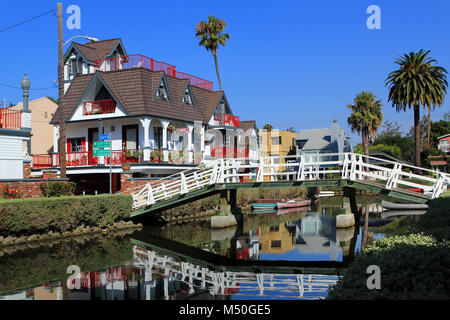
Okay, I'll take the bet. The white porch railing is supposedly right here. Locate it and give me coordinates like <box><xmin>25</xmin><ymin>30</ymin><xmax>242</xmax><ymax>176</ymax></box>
<box><xmin>130</xmin><ymin>152</ymin><xmax>450</xmax><ymax>210</ymax></box>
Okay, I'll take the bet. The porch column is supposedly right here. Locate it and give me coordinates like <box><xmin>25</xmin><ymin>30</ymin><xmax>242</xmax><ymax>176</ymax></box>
<box><xmin>161</xmin><ymin>120</ymin><xmax>170</xmax><ymax>162</ymax></box>
<box><xmin>53</xmin><ymin>125</ymin><xmax>60</xmax><ymax>153</ymax></box>
<box><xmin>200</xmin><ymin>125</ymin><xmax>205</xmax><ymax>153</ymax></box>
<box><xmin>139</xmin><ymin>117</ymin><xmax>152</xmax><ymax>162</ymax></box>
<box><xmin>187</xmin><ymin>124</ymin><xmax>193</xmax><ymax>163</ymax></box>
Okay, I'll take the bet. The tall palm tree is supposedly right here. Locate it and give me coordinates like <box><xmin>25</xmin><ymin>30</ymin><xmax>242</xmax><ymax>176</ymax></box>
<box><xmin>195</xmin><ymin>15</ymin><xmax>230</xmax><ymax>91</ymax></box>
<box><xmin>385</xmin><ymin>49</ymin><xmax>447</xmax><ymax>167</ymax></box>
<box><xmin>347</xmin><ymin>91</ymin><xmax>383</xmax><ymax>163</ymax></box>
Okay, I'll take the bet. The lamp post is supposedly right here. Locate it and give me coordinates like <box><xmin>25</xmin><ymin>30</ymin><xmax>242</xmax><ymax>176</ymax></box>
<box><xmin>21</xmin><ymin>74</ymin><xmax>31</xmax><ymax>154</ymax></box>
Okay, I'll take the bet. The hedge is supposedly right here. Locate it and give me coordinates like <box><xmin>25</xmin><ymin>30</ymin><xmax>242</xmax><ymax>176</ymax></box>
<box><xmin>0</xmin><ymin>194</ymin><xmax>133</xmax><ymax>235</ymax></box>
<box><xmin>327</xmin><ymin>190</ymin><xmax>450</xmax><ymax>299</ymax></box>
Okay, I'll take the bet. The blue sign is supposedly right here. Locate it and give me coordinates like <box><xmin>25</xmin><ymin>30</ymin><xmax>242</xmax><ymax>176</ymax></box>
<box><xmin>99</xmin><ymin>134</ymin><xmax>110</xmax><ymax>141</ymax></box>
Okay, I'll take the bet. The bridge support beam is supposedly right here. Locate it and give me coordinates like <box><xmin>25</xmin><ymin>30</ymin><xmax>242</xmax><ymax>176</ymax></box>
<box><xmin>343</xmin><ymin>186</ymin><xmax>359</xmax><ymax>226</ymax></box>
<box><xmin>211</xmin><ymin>189</ymin><xmax>242</xmax><ymax>229</ymax></box>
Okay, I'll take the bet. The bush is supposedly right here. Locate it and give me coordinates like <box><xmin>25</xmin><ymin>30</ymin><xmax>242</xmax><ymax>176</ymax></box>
<box><xmin>40</xmin><ymin>181</ymin><xmax>76</xmax><ymax>197</ymax></box>
<box><xmin>0</xmin><ymin>184</ymin><xmax>21</xmax><ymax>199</ymax></box>
<box><xmin>0</xmin><ymin>194</ymin><xmax>133</xmax><ymax>235</ymax></box>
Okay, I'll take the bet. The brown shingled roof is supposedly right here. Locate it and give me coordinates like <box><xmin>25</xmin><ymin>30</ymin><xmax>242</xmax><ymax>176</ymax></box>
<box><xmin>240</xmin><ymin>120</ymin><xmax>257</xmax><ymax>131</ymax></box>
<box><xmin>73</xmin><ymin>38</ymin><xmax>122</xmax><ymax>63</ymax></box>
<box><xmin>51</xmin><ymin>68</ymin><xmax>226</xmax><ymax>125</ymax></box>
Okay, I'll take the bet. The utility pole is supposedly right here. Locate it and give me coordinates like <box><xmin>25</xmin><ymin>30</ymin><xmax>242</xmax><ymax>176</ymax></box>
<box><xmin>57</xmin><ymin>2</ymin><xmax>66</xmax><ymax>178</ymax></box>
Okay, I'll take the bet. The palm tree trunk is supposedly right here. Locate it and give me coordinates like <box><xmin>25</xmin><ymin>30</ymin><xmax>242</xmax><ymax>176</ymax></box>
<box><xmin>427</xmin><ymin>107</ymin><xmax>431</xmax><ymax>149</ymax></box>
<box><xmin>213</xmin><ymin>53</ymin><xmax>223</xmax><ymax>91</ymax></box>
<box><xmin>362</xmin><ymin>131</ymin><xmax>369</xmax><ymax>171</ymax></box>
<box><xmin>414</xmin><ymin>105</ymin><xmax>421</xmax><ymax>168</ymax></box>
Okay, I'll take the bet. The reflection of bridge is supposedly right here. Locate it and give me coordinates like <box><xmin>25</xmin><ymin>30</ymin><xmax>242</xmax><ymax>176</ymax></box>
<box><xmin>129</xmin><ymin>153</ymin><xmax>449</xmax><ymax>216</ymax></box>
<box><xmin>132</xmin><ymin>246</ymin><xmax>339</xmax><ymax>300</ymax></box>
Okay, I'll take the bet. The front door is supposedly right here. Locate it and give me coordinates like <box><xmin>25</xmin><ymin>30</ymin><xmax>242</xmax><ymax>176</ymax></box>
<box><xmin>122</xmin><ymin>125</ymin><xmax>139</xmax><ymax>150</ymax></box>
<box><xmin>88</xmin><ymin>127</ymin><xmax>99</xmax><ymax>165</ymax></box>
<box><xmin>154</xmin><ymin>126</ymin><xmax>162</xmax><ymax>150</ymax></box>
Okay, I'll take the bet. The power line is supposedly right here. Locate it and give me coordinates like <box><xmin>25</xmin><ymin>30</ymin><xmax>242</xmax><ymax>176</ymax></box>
<box><xmin>0</xmin><ymin>9</ymin><xmax>56</xmax><ymax>34</ymax></box>
<box><xmin>0</xmin><ymin>82</ymin><xmax>57</xmax><ymax>91</ymax></box>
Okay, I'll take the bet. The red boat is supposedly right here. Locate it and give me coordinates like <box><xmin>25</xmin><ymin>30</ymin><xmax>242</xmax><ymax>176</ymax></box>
<box><xmin>276</xmin><ymin>199</ymin><xmax>311</xmax><ymax>209</ymax></box>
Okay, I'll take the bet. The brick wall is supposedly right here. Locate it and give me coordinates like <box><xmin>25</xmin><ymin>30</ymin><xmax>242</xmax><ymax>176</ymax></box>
<box><xmin>0</xmin><ymin>179</ymin><xmax>69</xmax><ymax>198</ymax></box>
<box><xmin>120</xmin><ymin>174</ymin><xmax>153</xmax><ymax>194</ymax></box>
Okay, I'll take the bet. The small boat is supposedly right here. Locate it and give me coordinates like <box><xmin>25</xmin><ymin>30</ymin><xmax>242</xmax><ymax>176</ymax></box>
<box><xmin>319</xmin><ymin>191</ymin><xmax>335</xmax><ymax>197</ymax></box>
<box><xmin>381</xmin><ymin>200</ymin><xmax>428</xmax><ymax>210</ymax></box>
<box><xmin>276</xmin><ymin>199</ymin><xmax>311</xmax><ymax>209</ymax></box>
<box><xmin>251</xmin><ymin>199</ymin><xmax>283</xmax><ymax>210</ymax></box>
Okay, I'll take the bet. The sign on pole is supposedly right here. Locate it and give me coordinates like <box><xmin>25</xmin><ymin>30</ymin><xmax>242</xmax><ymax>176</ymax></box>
<box><xmin>99</xmin><ymin>134</ymin><xmax>110</xmax><ymax>141</ymax></box>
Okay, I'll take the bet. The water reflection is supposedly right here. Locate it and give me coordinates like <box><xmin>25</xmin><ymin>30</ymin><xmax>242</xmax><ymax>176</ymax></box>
<box><xmin>0</xmin><ymin>201</ymin><xmax>400</xmax><ymax>301</ymax></box>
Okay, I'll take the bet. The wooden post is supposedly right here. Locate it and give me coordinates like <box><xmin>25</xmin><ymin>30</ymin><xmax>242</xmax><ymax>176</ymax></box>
<box><xmin>344</xmin><ymin>186</ymin><xmax>359</xmax><ymax>225</ymax></box>
<box><xmin>229</xmin><ymin>188</ymin><xmax>238</xmax><ymax>213</ymax></box>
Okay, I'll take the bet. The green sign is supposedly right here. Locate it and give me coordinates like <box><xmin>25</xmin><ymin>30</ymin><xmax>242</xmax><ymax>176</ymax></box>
<box><xmin>93</xmin><ymin>149</ymin><xmax>111</xmax><ymax>157</ymax></box>
<box><xmin>93</xmin><ymin>141</ymin><xmax>110</xmax><ymax>148</ymax></box>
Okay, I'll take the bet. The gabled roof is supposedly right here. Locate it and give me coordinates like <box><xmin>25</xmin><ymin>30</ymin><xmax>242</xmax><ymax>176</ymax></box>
<box><xmin>50</xmin><ymin>67</ymin><xmax>228</xmax><ymax>125</ymax></box>
<box><xmin>64</xmin><ymin>38</ymin><xmax>125</xmax><ymax>64</ymax></box>
<box><xmin>295</xmin><ymin>128</ymin><xmax>334</xmax><ymax>151</ymax></box>
<box><xmin>240</xmin><ymin>120</ymin><xmax>257</xmax><ymax>132</ymax></box>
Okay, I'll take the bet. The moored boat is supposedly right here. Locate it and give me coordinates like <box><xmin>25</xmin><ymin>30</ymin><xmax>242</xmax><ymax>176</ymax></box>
<box><xmin>276</xmin><ymin>199</ymin><xmax>311</xmax><ymax>209</ymax></box>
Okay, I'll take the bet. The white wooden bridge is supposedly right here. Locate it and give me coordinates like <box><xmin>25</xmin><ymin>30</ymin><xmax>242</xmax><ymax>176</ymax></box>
<box><xmin>132</xmin><ymin>245</ymin><xmax>340</xmax><ymax>300</ymax></box>
<box><xmin>128</xmin><ymin>153</ymin><xmax>450</xmax><ymax>216</ymax></box>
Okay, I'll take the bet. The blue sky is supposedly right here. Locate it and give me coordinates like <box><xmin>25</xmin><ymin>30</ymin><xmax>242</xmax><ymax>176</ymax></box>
<box><xmin>0</xmin><ymin>0</ymin><xmax>449</xmax><ymax>143</ymax></box>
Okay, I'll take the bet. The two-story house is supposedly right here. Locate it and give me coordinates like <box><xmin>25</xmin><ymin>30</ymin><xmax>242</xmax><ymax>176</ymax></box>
<box><xmin>31</xmin><ymin>38</ymin><xmax>259</xmax><ymax>193</ymax></box>
<box><xmin>295</xmin><ymin>120</ymin><xmax>353</xmax><ymax>162</ymax></box>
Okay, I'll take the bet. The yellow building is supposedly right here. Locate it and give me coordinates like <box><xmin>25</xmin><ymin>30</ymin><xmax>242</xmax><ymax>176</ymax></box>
<box><xmin>258</xmin><ymin>130</ymin><xmax>297</xmax><ymax>179</ymax></box>
<box><xmin>12</xmin><ymin>97</ymin><xmax>58</xmax><ymax>155</ymax></box>
<box><xmin>258</xmin><ymin>223</ymin><xmax>295</xmax><ymax>254</ymax></box>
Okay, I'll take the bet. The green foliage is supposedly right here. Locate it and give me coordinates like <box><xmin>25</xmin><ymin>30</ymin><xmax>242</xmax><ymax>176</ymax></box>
<box><xmin>369</xmin><ymin>144</ymin><xmax>402</xmax><ymax>158</ymax></box>
<box><xmin>327</xmin><ymin>191</ymin><xmax>450</xmax><ymax>299</ymax></box>
<box><xmin>40</xmin><ymin>181</ymin><xmax>76</xmax><ymax>197</ymax></box>
<box><xmin>0</xmin><ymin>194</ymin><xmax>133</xmax><ymax>235</ymax></box>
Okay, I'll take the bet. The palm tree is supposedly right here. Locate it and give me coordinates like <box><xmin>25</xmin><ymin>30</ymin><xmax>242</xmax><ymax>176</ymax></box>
<box><xmin>385</xmin><ymin>49</ymin><xmax>447</xmax><ymax>167</ymax></box>
<box><xmin>195</xmin><ymin>15</ymin><xmax>230</xmax><ymax>91</ymax></box>
<box><xmin>263</xmin><ymin>124</ymin><xmax>273</xmax><ymax>132</ymax></box>
<box><xmin>347</xmin><ymin>91</ymin><xmax>383</xmax><ymax>163</ymax></box>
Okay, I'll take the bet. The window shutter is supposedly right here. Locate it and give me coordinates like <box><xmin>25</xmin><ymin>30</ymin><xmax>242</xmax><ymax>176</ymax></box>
<box><xmin>81</xmin><ymin>137</ymin><xmax>86</xmax><ymax>152</ymax></box>
<box><xmin>66</xmin><ymin>138</ymin><xmax>72</xmax><ymax>153</ymax></box>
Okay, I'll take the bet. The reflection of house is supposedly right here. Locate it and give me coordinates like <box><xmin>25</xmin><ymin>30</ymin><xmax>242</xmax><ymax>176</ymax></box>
<box><xmin>12</xmin><ymin>97</ymin><xmax>58</xmax><ymax>155</ymax></box>
<box><xmin>295</xmin><ymin>120</ymin><xmax>352</xmax><ymax>162</ymax></box>
<box><xmin>258</xmin><ymin>223</ymin><xmax>296</xmax><ymax>254</ymax></box>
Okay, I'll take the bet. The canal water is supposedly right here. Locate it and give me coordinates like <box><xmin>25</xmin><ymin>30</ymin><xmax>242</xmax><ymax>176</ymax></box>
<box><xmin>0</xmin><ymin>199</ymin><xmax>395</xmax><ymax>300</ymax></box>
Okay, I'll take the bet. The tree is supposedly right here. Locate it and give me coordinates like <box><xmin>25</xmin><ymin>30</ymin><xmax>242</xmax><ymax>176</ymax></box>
<box><xmin>195</xmin><ymin>15</ymin><xmax>230</xmax><ymax>91</ymax></box>
<box><xmin>347</xmin><ymin>91</ymin><xmax>383</xmax><ymax>162</ymax></box>
<box><xmin>385</xmin><ymin>49</ymin><xmax>448</xmax><ymax>168</ymax></box>
<box><xmin>263</xmin><ymin>124</ymin><xmax>273</xmax><ymax>132</ymax></box>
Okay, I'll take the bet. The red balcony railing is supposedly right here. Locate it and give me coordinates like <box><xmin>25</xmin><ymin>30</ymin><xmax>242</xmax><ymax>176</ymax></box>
<box><xmin>0</xmin><ymin>108</ymin><xmax>21</xmax><ymax>130</ymax></box>
<box><xmin>211</xmin><ymin>146</ymin><xmax>247</xmax><ymax>158</ymax></box>
<box><xmin>215</xmin><ymin>114</ymin><xmax>240</xmax><ymax>127</ymax></box>
<box><xmin>82</xmin><ymin>100</ymin><xmax>116</xmax><ymax>116</ymax></box>
<box><xmin>95</xmin><ymin>54</ymin><xmax>213</xmax><ymax>91</ymax></box>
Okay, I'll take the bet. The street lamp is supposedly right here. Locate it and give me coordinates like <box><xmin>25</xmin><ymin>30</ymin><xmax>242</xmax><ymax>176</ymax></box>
<box><xmin>64</xmin><ymin>35</ymin><xmax>99</xmax><ymax>46</ymax></box>
<box><xmin>21</xmin><ymin>74</ymin><xmax>31</xmax><ymax>154</ymax></box>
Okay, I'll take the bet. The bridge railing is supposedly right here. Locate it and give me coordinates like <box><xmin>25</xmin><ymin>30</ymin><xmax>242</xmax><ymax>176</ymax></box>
<box><xmin>131</xmin><ymin>153</ymin><xmax>450</xmax><ymax>210</ymax></box>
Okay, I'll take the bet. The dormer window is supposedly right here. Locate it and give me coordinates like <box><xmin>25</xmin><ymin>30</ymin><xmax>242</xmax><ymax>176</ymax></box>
<box><xmin>182</xmin><ymin>86</ymin><xmax>194</xmax><ymax>106</ymax></box>
<box><xmin>69</xmin><ymin>58</ymin><xmax>83</xmax><ymax>76</ymax></box>
<box><xmin>155</xmin><ymin>78</ymin><xmax>169</xmax><ymax>100</ymax></box>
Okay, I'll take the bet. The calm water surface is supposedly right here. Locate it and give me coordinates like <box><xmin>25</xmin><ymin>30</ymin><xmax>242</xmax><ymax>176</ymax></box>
<box><xmin>0</xmin><ymin>200</ymin><xmax>394</xmax><ymax>300</ymax></box>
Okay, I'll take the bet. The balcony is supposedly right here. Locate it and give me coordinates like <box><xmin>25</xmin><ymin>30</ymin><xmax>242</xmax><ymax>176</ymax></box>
<box><xmin>211</xmin><ymin>146</ymin><xmax>248</xmax><ymax>158</ymax></box>
<box><xmin>82</xmin><ymin>100</ymin><xmax>116</xmax><ymax>116</ymax></box>
<box><xmin>215</xmin><ymin>114</ymin><xmax>240</xmax><ymax>127</ymax></box>
<box><xmin>0</xmin><ymin>108</ymin><xmax>21</xmax><ymax>130</ymax></box>
<box><xmin>95</xmin><ymin>54</ymin><xmax>214</xmax><ymax>91</ymax></box>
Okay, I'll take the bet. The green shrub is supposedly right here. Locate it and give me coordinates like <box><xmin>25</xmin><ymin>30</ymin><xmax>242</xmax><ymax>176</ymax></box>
<box><xmin>0</xmin><ymin>194</ymin><xmax>133</xmax><ymax>235</ymax></box>
<box><xmin>40</xmin><ymin>181</ymin><xmax>76</xmax><ymax>197</ymax></box>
